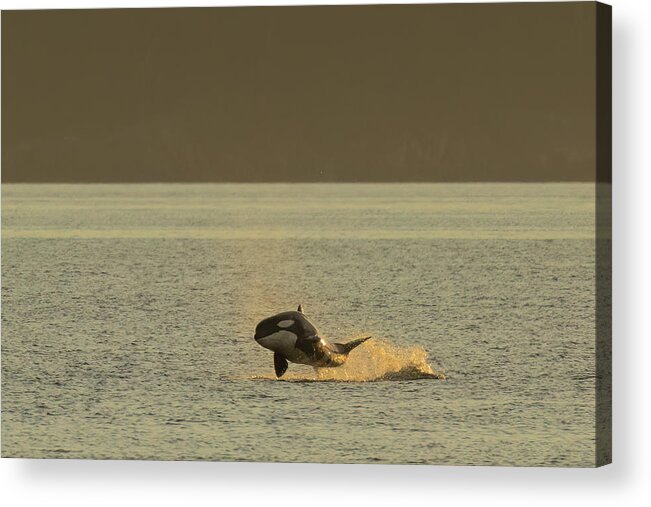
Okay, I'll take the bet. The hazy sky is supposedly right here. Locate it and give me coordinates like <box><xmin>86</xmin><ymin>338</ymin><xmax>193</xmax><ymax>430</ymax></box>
<box><xmin>2</xmin><ymin>3</ymin><xmax>599</xmax><ymax>182</ymax></box>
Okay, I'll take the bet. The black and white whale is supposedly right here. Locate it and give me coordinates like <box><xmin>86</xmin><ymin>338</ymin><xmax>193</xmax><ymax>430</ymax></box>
<box><xmin>254</xmin><ymin>305</ymin><xmax>371</xmax><ymax>378</ymax></box>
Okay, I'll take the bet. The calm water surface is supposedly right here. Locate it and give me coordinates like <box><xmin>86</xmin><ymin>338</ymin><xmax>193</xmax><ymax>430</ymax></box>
<box><xmin>2</xmin><ymin>183</ymin><xmax>596</xmax><ymax>466</ymax></box>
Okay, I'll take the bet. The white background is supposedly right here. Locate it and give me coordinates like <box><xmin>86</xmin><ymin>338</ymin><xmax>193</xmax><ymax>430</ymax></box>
<box><xmin>0</xmin><ymin>0</ymin><xmax>648</xmax><ymax>505</ymax></box>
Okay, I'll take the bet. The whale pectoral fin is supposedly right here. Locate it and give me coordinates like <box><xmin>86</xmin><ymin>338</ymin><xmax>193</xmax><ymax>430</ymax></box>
<box><xmin>274</xmin><ymin>352</ymin><xmax>288</xmax><ymax>378</ymax></box>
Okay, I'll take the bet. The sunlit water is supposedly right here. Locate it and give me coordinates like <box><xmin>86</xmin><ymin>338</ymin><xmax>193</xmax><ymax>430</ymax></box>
<box><xmin>2</xmin><ymin>183</ymin><xmax>597</xmax><ymax>465</ymax></box>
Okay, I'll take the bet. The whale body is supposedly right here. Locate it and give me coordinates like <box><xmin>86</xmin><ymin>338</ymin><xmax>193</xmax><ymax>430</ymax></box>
<box><xmin>254</xmin><ymin>305</ymin><xmax>371</xmax><ymax>378</ymax></box>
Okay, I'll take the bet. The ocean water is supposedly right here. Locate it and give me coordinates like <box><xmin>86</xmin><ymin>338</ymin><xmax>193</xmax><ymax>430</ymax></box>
<box><xmin>1</xmin><ymin>183</ymin><xmax>597</xmax><ymax>466</ymax></box>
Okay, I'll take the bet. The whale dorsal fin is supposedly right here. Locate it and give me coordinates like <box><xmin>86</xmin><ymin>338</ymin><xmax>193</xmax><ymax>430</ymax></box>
<box><xmin>297</xmin><ymin>304</ymin><xmax>304</xmax><ymax>313</ymax></box>
<box><xmin>274</xmin><ymin>352</ymin><xmax>288</xmax><ymax>378</ymax></box>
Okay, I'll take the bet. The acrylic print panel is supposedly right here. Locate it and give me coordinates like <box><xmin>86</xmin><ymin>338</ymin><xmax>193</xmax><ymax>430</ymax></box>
<box><xmin>1</xmin><ymin>2</ymin><xmax>611</xmax><ymax>466</ymax></box>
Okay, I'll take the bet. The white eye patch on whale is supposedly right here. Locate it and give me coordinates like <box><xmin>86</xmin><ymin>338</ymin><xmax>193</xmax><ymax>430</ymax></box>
<box><xmin>253</xmin><ymin>314</ymin><xmax>311</xmax><ymax>342</ymax></box>
<box><xmin>253</xmin><ymin>305</ymin><xmax>371</xmax><ymax>378</ymax></box>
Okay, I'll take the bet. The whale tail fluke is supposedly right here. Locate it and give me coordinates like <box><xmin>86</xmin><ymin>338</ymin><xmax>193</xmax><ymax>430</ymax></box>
<box><xmin>335</xmin><ymin>336</ymin><xmax>372</xmax><ymax>355</ymax></box>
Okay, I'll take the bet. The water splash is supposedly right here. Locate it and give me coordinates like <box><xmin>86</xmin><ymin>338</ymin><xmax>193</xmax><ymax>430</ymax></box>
<box><xmin>251</xmin><ymin>337</ymin><xmax>447</xmax><ymax>382</ymax></box>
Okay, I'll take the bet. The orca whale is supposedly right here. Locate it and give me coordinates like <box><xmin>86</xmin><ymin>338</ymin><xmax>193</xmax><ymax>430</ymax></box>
<box><xmin>254</xmin><ymin>305</ymin><xmax>371</xmax><ymax>378</ymax></box>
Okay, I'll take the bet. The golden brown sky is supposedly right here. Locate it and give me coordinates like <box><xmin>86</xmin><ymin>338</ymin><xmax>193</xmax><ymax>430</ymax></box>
<box><xmin>2</xmin><ymin>3</ymin><xmax>601</xmax><ymax>182</ymax></box>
